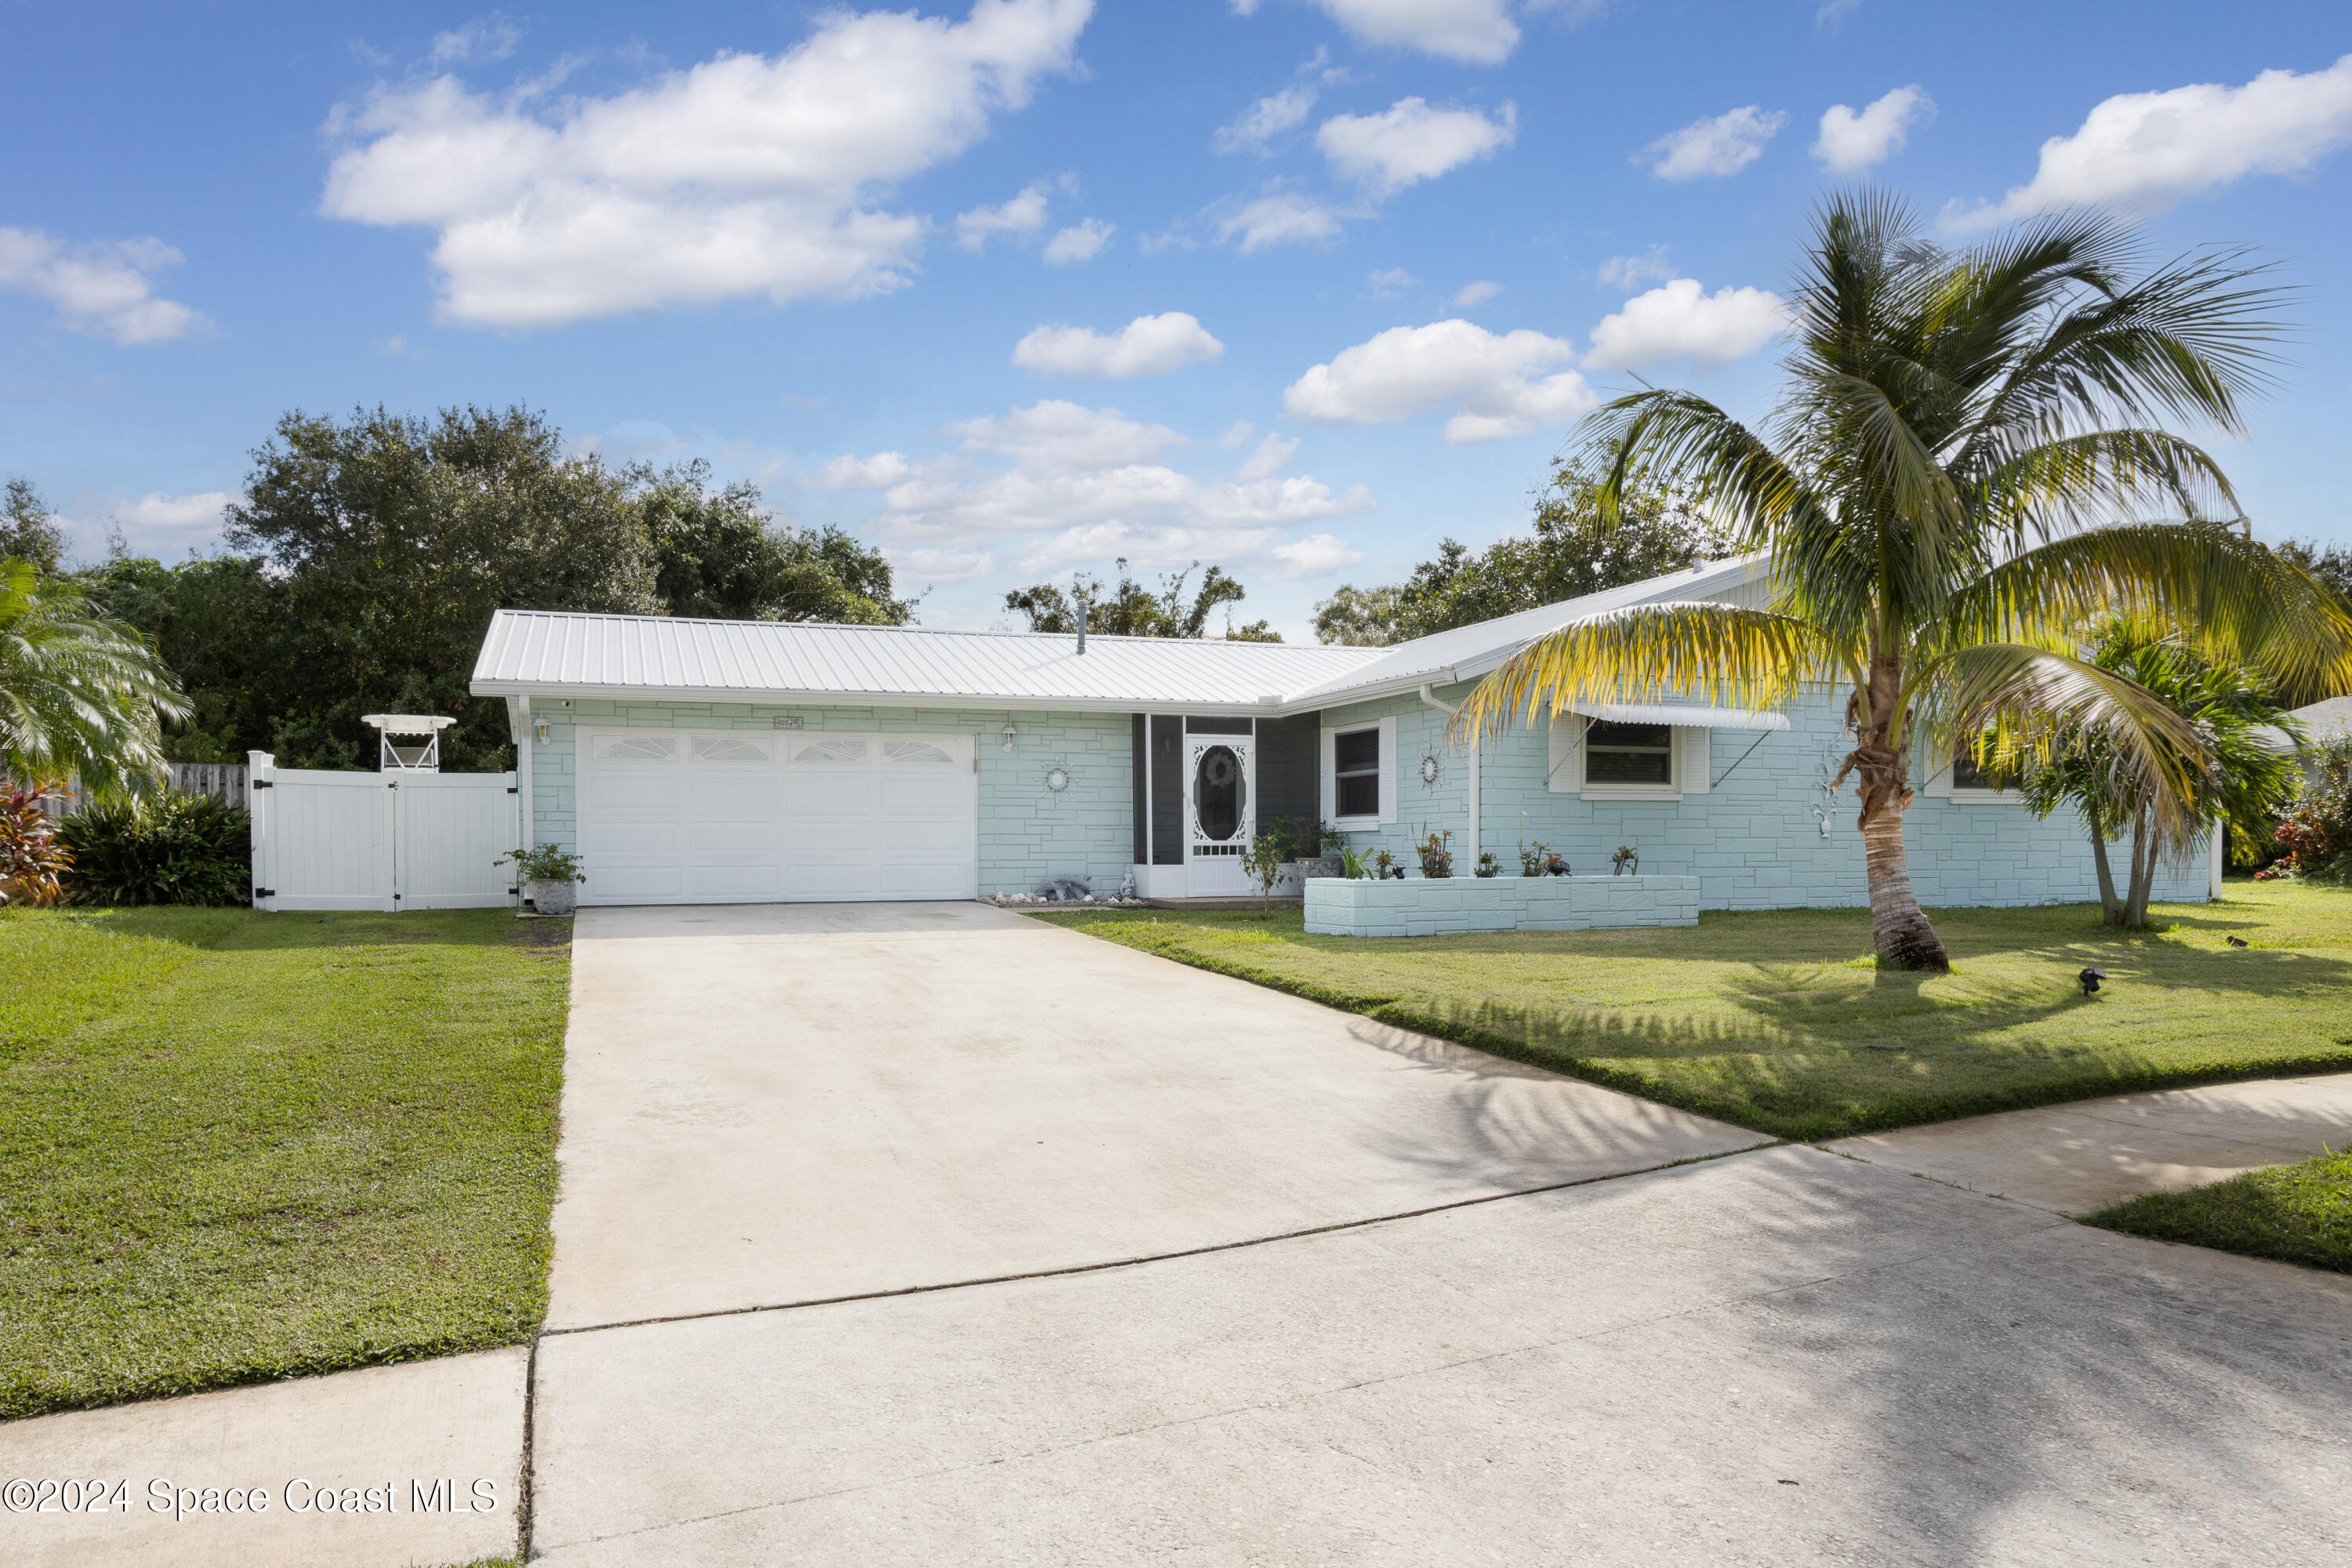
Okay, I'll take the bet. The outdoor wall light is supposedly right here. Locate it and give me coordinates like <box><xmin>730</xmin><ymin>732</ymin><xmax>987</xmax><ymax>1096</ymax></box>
<box><xmin>1001</xmin><ymin>723</ymin><xmax>1018</xmax><ymax>751</ymax></box>
<box><xmin>534</xmin><ymin>720</ymin><xmax>551</xmax><ymax>745</ymax></box>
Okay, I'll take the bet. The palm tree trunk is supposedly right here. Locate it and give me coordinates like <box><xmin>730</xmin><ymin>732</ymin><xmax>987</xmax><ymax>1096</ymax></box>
<box><xmin>2084</xmin><ymin>804</ymin><xmax>2122</xmax><ymax>924</ymax></box>
<box><xmin>1860</xmin><ymin>808</ymin><xmax>1950</xmax><ymax>971</ymax></box>
<box><xmin>2125</xmin><ymin>804</ymin><xmax>2156</xmax><ymax>929</ymax></box>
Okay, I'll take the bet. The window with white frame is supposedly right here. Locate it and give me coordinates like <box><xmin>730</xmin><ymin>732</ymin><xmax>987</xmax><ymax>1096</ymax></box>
<box><xmin>1583</xmin><ymin>722</ymin><xmax>1675</xmax><ymax>788</ymax></box>
<box><xmin>1333</xmin><ymin>728</ymin><xmax>1381</xmax><ymax>818</ymax></box>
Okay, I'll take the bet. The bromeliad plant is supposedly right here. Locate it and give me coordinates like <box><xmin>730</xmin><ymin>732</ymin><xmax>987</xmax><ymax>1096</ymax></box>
<box><xmin>1454</xmin><ymin>194</ymin><xmax>2352</xmax><ymax>970</ymax></box>
<box><xmin>0</xmin><ymin>786</ymin><xmax>70</xmax><ymax>906</ymax></box>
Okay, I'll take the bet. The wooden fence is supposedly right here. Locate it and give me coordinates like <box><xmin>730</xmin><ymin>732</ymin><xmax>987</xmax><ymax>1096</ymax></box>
<box><xmin>12</xmin><ymin>763</ymin><xmax>251</xmax><ymax>821</ymax></box>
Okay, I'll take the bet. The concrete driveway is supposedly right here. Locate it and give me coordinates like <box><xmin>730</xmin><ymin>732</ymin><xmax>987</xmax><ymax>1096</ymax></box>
<box><xmin>528</xmin><ymin>903</ymin><xmax>2352</xmax><ymax>1565</ymax></box>
<box><xmin>546</xmin><ymin>902</ymin><xmax>1761</xmax><ymax>1330</ymax></box>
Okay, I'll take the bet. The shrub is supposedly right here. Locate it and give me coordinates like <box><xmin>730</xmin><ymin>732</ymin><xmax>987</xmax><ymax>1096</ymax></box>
<box><xmin>2259</xmin><ymin>739</ymin><xmax>2352</xmax><ymax>884</ymax></box>
<box><xmin>1</xmin><ymin>787</ymin><xmax>71</xmax><ymax>906</ymax></box>
<box><xmin>56</xmin><ymin>793</ymin><xmax>252</xmax><ymax>906</ymax></box>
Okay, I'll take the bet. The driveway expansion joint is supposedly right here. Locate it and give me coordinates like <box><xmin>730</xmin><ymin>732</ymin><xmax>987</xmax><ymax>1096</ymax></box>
<box><xmin>539</xmin><ymin>1138</ymin><xmax>1784</xmax><ymax>1343</ymax></box>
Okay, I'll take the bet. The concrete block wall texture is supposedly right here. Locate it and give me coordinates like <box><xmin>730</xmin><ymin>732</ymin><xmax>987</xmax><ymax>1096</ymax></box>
<box><xmin>523</xmin><ymin>699</ymin><xmax>1135</xmax><ymax>898</ymax></box>
<box><xmin>1321</xmin><ymin>683</ymin><xmax>2209</xmax><ymax>912</ymax></box>
<box><xmin>1305</xmin><ymin>874</ymin><xmax>1701</xmax><ymax>937</ymax></box>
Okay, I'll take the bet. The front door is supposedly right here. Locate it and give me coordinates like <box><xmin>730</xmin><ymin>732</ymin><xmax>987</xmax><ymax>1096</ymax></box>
<box><xmin>1185</xmin><ymin>735</ymin><xmax>1254</xmax><ymax>896</ymax></box>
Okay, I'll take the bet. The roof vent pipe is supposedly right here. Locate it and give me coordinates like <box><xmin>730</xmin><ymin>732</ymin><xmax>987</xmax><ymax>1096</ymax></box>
<box><xmin>1076</xmin><ymin>600</ymin><xmax>1087</xmax><ymax>655</ymax></box>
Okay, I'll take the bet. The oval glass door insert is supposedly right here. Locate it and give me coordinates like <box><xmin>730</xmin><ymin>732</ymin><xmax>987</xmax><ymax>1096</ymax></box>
<box><xmin>1193</xmin><ymin>744</ymin><xmax>1243</xmax><ymax>841</ymax></box>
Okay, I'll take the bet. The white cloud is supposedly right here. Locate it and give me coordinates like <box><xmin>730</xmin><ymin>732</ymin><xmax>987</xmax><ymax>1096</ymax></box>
<box><xmin>1042</xmin><ymin>218</ymin><xmax>1113</xmax><ymax>263</ymax></box>
<box><xmin>1583</xmin><ymin>278</ymin><xmax>1790</xmax><ymax>370</ymax></box>
<box><xmin>1595</xmin><ymin>245</ymin><xmax>1673</xmax><ymax>290</ymax></box>
<box><xmin>430</xmin><ymin>14</ymin><xmax>521</xmax><ymax>65</ymax></box>
<box><xmin>810</xmin><ymin>451</ymin><xmax>913</xmax><ymax>488</ymax></box>
<box><xmin>949</xmin><ymin>400</ymin><xmax>1189</xmax><ymax>469</ymax></box>
<box><xmin>1814</xmin><ymin>0</ymin><xmax>1861</xmax><ymax>31</ymax></box>
<box><xmin>1238</xmin><ymin>432</ymin><xmax>1299</xmax><ymax>480</ymax></box>
<box><xmin>320</xmin><ymin>0</ymin><xmax>1092</xmax><ymax>328</ymax></box>
<box><xmin>1453</xmin><ymin>278</ymin><xmax>1501</xmax><ymax>307</ymax></box>
<box><xmin>1011</xmin><ymin>312</ymin><xmax>1224</xmax><ymax>378</ymax></box>
<box><xmin>372</xmin><ymin>333</ymin><xmax>426</xmax><ymax>358</ymax></box>
<box><xmin>955</xmin><ymin>177</ymin><xmax>1062</xmax><ymax>252</ymax></box>
<box><xmin>1367</xmin><ymin>267</ymin><xmax>1417</xmax><ymax>298</ymax></box>
<box><xmin>1637</xmin><ymin>105</ymin><xmax>1787</xmax><ymax>180</ymax></box>
<box><xmin>1316</xmin><ymin>98</ymin><xmax>1515</xmax><ymax>194</ymax></box>
<box><xmin>888</xmin><ymin>545</ymin><xmax>995</xmax><ymax>583</ymax></box>
<box><xmin>1011</xmin><ymin>523</ymin><xmax>1364</xmax><ymax>583</ymax></box>
<box><xmin>1214</xmin><ymin>85</ymin><xmax>1318</xmax><ymax>155</ymax></box>
<box><xmin>1219</xmin><ymin>419</ymin><xmax>1257</xmax><ymax>451</ymax></box>
<box><xmin>1250</xmin><ymin>0</ymin><xmax>1522</xmax><ymax>66</ymax></box>
<box><xmin>1218</xmin><ymin>191</ymin><xmax>1345</xmax><ymax>252</ymax></box>
<box><xmin>1949</xmin><ymin>56</ymin><xmax>2352</xmax><ymax>227</ymax></box>
<box><xmin>1283</xmin><ymin>318</ymin><xmax>1596</xmax><ymax>444</ymax></box>
<box><xmin>1813</xmin><ymin>85</ymin><xmax>1933</xmax><ymax>174</ymax></box>
<box><xmin>58</xmin><ymin>489</ymin><xmax>238</xmax><ymax>555</ymax></box>
<box><xmin>0</xmin><ymin>228</ymin><xmax>203</xmax><ymax>343</ymax></box>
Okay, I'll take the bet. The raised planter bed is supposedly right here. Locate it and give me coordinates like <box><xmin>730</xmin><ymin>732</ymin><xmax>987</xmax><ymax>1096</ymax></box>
<box><xmin>1304</xmin><ymin>874</ymin><xmax>1700</xmax><ymax>937</ymax></box>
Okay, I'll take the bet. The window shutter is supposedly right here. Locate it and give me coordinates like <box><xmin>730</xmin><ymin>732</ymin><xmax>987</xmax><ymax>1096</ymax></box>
<box><xmin>1547</xmin><ymin>713</ymin><xmax>1581</xmax><ymax>794</ymax></box>
<box><xmin>1676</xmin><ymin>728</ymin><xmax>1711</xmax><ymax>795</ymax></box>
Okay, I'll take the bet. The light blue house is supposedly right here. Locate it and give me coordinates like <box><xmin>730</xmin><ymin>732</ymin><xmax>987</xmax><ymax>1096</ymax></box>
<box><xmin>469</xmin><ymin>557</ymin><xmax>2216</xmax><ymax>912</ymax></box>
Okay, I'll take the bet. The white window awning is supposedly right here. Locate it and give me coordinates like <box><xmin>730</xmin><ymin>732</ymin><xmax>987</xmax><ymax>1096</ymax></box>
<box><xmin>1557</xmin><ymin>702</ymin><xmax>1791</xmax><ymax>731</ymax></box>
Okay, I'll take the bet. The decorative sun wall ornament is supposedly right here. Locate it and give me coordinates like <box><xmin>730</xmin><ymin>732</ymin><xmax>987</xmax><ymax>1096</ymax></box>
<box><xmin>1419</xmin><ymin>753</ymin><xmax>1442</xmax><ymax>790</ymax></box>
<box><xmin>1044</xmin><ymin>764</ymin><xmax>1071</xmax><ymax>793</ymax></box>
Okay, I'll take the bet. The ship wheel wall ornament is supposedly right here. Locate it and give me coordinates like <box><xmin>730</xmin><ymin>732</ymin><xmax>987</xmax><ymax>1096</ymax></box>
<box><xmin>1043</xmin><ymin>763</ymin><xmax>1071</xmax><ymax>793</ymax></box>
<box><xmin>1418</xmin><ymin>753</ymin><xmax>1442</xmax><ymax>791</ymax></box>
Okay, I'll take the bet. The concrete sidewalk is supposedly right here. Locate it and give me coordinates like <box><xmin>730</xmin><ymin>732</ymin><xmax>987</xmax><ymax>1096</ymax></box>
<box><xmin>0</xmin><ymin>1348</ymin><xmax>526</xmax><ymax>1568</ymax></box>
<box><xmin>1828</xmin><ymin>1072</ymin><xmax>2352</xmax><ymax>1214</ymax></box>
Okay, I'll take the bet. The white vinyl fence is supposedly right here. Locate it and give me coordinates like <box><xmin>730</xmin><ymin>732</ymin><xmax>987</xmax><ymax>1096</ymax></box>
<box><xmin>247</xmin><ymin>751</ymin><xmax>518</xmax><ymax>912</ymax></box>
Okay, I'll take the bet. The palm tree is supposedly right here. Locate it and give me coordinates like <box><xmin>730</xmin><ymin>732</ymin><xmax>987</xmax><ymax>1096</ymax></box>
<box><xmin>0</xmin><ymin>560</ymin><xmax>189</xmax><ymax>797</ymax></box>
<box><xmin>2015</xmin><ymin>624</ymin><xmax>2305</xmax><ymax>927</ymax></box>
<box><xmin>1456</xmin><ymin>194</ymin><xmax>2352</xmax><ymax>970</ymax></box>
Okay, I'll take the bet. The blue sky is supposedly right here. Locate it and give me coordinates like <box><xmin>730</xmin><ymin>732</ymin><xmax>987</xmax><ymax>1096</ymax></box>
<box><xmin>4</xmin><ymin>1</ymin><xmax>2349</xmax><ymax>639</ymax></box>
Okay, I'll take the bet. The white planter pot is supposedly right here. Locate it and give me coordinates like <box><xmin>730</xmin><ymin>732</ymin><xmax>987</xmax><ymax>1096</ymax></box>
<box><xmin>528</xmin><ymin>878</ymin><xmax>577</xmax><ymax>916</ymax></box>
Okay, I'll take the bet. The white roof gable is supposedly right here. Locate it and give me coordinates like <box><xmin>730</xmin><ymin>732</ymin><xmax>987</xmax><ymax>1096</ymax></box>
<box><xmin>468</xmin><ymin>555</ymin><xmax>1771</xmax><ymax>715</ymax></box>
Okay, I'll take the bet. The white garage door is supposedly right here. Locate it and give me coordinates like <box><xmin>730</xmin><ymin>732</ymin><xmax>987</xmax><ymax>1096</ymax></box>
<box><xmin>575</xmin><ymin>728</ymin><xmax>978</xmax><ymax>905</ymax></box>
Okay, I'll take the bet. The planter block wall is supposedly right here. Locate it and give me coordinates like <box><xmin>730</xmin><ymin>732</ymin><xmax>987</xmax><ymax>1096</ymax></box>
<box><xmin>1304</xmin><ymin>874</ymin><xmax>1700</xmax><ymax>938</ymax></box>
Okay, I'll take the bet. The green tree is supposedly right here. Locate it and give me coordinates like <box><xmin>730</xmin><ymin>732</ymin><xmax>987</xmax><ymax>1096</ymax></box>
<box><xmin>1312</xmin><ymin>460</ymin><xmax>1737</xmax><ymax>645</ymax></box>
<box><xmin>2</xmin><ymin>479</ymin><xmax>67</xmax><ymax>575</ymax></box>
<box><xmin>1004</xmin><ymin>558</ymin><xmax>1279</xmax><ymax>641</ymax></box>
<box><xmin>2016</xmin><ymin>626</ymin><xmax>2304</xmax><ymax>926</ymax></box>
<box><xmin>75</xmin><ymin>553</ymin><xmax>287</xmax><ymax>764</ymax></box>
<box><xmin>0</xmin><ymin>561</ymin><xmax>189</xmax><ymax>796</ymax></box>
<box><xmin>1457</xmin><ymin>195</ymin><xmax>2352</xmax><ymax>971</ymax></box>
<box><xmin>642</xmin><ymin>459</ymin><xmax>913</xmax><ymax>624</ymax></box>
<box><xmin>223</xmin><ymin>404</ymin><xmax>661</xmax><ymax>770</ymax></box>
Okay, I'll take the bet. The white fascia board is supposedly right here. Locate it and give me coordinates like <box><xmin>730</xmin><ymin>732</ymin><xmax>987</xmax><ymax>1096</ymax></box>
<box><xmin>469</xmin><ymin>679</ymin><xmax>1282</xmax><ymax>717</ymax></box>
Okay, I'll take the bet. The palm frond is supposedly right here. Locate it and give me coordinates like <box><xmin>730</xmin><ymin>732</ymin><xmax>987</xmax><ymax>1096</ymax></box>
<box><xmin>1920</xmin><ymin>641</ymin><xmax>2210</xmax><ymax>848</ymax></box>
<box><xmin>1451</xmin><ymin>602</ymin><xmax>1841</xmax><ymax>748</ymax></box>
<box><xmin>1944</xmin><ymin>521</ymin><xmax>2352</xmax><ymax>691</ymax></box>
<box><xmin>0</xmin><ymin>561</ymin><xmax>189</xmax><ymax>797</ymax></box>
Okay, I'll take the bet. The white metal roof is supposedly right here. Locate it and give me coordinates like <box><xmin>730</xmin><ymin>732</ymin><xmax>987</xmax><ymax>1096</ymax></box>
<box><xmin>470</xmin><ymin>611</ymin><xmax>1385</xmax><ymax>714</ymax></box>
<box><xmin>468</xmin><ymin>555</ymin><xmax>1772</xmax><ymax>716</ymax></box>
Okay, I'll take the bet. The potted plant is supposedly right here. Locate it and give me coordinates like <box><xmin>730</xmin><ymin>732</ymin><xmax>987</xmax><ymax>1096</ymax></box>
<box><xmin>1475</xmin><ymin>851</ymin><xmax>1500</xmax><ymax>878</ymax></box>
<box><xmin>1373</xmin><ymin>849</ymin><xmax>1400</xmax><ymax>880</ymax></box>
<box><xmin>1611</xmin><ymin>844</ymin><xmax>1641</xmax><ymax>877</ymax></box>
<box><xmin>498</xmin><ymin>843</ymin><xmax>586</xmax><ymax>916</ymax></box>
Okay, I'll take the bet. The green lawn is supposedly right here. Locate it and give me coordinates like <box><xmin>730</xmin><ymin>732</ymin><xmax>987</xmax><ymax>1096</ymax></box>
<box><xmin>2087</xmin><ymin>1149</ymin><xmax>2352</xmax><ymax>1273</ymax></box>
<box><xmin>1035</xmin><ymin>880</ymin><xmax>2352</xmax><ymax>1142</ymax></box>
<box><xmin>0</xmin><ymin>907</ymin><xmax>568</xmax><ymax>1421</ymax></box>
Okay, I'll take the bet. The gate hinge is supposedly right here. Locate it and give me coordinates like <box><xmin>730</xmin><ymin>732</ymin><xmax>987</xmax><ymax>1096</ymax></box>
<box><xmin>253</xmin><ymin>887</ymin><xmax>275</xmax><ymax>898</ymax></box>
<box><xmin>251</xmin><ymin>779</ymin><xmax>273</xmax><ymax>789</ymax></box>
<box><xmin>387</xmin><ymin>781</ymin><xmax>399</xmax><ymax>789</ymax></box>
<box><xmin>506</xmin><ymin>786</ymin><xmax>518</xmax><ymax>794</ymax></box>
<box><xmin>508</xmin><ymin>886</ymin><xmax>519</xmax><ymax>895</ymax></box>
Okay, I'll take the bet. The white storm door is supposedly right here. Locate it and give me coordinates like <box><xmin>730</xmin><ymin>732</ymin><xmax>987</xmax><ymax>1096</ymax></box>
<box><xmin>576</xmin><ymin>730</ymin><xmax>685</xmax><ymax>905</ymax></box>
<box><xmin>1184</xmin><ymin>735</ymin><xmax>1254</xmax><ymax>897</ymax></box>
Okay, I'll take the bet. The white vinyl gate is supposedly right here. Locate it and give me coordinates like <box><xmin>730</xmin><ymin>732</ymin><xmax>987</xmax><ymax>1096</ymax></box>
<box><xmin>247</xmin><ymin>752</ymin><xmax>517</xmax><ymax>913</ymax></box>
